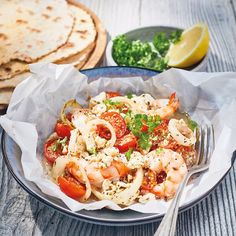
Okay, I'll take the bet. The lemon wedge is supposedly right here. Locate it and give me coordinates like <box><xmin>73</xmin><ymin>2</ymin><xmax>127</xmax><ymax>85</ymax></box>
<box><xmin>166</xmin><ymin>23</ymin><xmax>209</xmax><ymax>68</ymax></box>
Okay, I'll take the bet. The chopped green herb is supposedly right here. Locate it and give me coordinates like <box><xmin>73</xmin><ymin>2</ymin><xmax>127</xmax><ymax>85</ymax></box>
<box><xmin>169</xmin><ymin>29</ymin><xmax>183</xmax><ymax>43</ymax></box>
<box><xmin>138</xmin><ymin>132</ymin><xmax>151</xmax><ymax>150</ymax></box>
<box><xmin>112</xmin><ymin>30</ymin><xmax>182</xmax><ymax>72</ymax></box>
<box><xmin>153</xmin><ymin>32</ymin><xmax>170</xmax><ymax>56</ymax></box>
<box><xmin>156</xmin><ymin>148</ymin><xmax>164</xmax><ymax>154</ymax></box>
<box><xmin>147</xmin><ymin>115</ymin><xmax>161</xmax><ymax>133</ymax></box>
<box><xmin>126</xmin><ymin>92</ymin><xmax>133</xmax><ymax>99</ymax></box>
<box><xmin>49</xmin><ymin>137</ymin><xmax>67</xmax><ymax>152</ymax></box>
<box><xmin>103</xmin><ymin>99</ymin><xmax>121</xmax><ymax>109</ymax></box>
<box><xmin>187</xmin><ymin>119</ymin><xmax>198</xmax><ymax>131</ymax></box>
<box><xmin>125</xmin><ymin>148</ymin><xmax>133</xmax><ymax>161</ymax></box>
<box><xmin>88</xmin><ymin>147</ymin><xmax>97</xmax><ymax>155</ymax></box>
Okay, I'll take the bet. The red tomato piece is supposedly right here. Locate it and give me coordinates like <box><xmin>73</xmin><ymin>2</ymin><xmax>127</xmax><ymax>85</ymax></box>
<box><xmin>100</xmin><ymin>112</ymin><xmax>127</xmax><ymax>138</ymax></box>
<box><xmin>141</xmin><ymin>123</ymin><xmax>148</xmax><ymax>132</ymax></box>
<box><xmin>106</xmin><ymin>91</ymin><xmax>121</xmax><ymax>98</ymax></box>
<box><xmin>115</xmin><ymin>133</ymin><xmax>137</xmax><ymax>153</ymax></box>
<box><xmin>44</xmin><ymin>138</ymin><xmax>63</xmax><ymax>165</ymax></box>
<box><xmin>55</xmin><ymin>123</ymin><xmax>72</xmax><ymax>138</ymax></box>
<box><xmin>58</xmin><ymin>176</ymin><xmax>86</xmax><ymax>199</ymax></box>
<box><xmin>96</xmin><ymin>124</ymin><xmax>111</xmax><ymax>140</ymax></box>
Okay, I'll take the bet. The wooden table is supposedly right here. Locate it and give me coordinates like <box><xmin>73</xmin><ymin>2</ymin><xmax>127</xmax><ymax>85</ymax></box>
<box><xmin>1</xmin><ymin>0</ymin><xmax>236</xmax><ymax>235</ymax></box>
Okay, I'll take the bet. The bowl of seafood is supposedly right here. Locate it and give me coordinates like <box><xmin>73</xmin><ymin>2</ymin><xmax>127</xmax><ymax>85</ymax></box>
<box><xmin>0</xmin><ymin>65</ymin><xmax>235</xmax><ymax>225</ymax></box>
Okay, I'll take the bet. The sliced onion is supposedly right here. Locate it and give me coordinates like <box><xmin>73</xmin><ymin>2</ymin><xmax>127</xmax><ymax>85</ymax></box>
<box><xmin>92</xmin><ymin>168</ymin><xmax>143</xmax><ymax>206</ymax></box>
<box><xmin>61</xmin><ymin>99</ymin><xmax>82</xmax><ymax>128</ymax></box>
<box><xmin>168</xmin><ymin>119</ymin><xmax>196</xmax><ymax>146</ymax></box>
<box><xmin>87</xmin><ymin>119</ymin><xmax>116</xmax><ymax>147</ymax></box>
<box><xmin>110</xmin><ymin>96</ymin><xmax>141</xmax><ymax>113</ymax></box>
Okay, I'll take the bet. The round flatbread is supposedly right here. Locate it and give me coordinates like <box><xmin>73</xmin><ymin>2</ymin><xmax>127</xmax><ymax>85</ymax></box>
<box><xmin>0</xmin><ymin>0</ymin><xmax>74</xmax><ymax>65</ymax></box>
<box><xmin>0</xmin><ymin>3</ymin><xmax>97</xmax><ymax>80</ymax></box>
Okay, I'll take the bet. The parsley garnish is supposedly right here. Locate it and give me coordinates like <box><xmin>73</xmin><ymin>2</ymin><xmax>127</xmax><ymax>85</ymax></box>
<box><xmin>125</xmin><ymin>148</ymin><xmax>133</xmax><ymax>161</ymax></box>
<box><xmin>156</xmin><ymin>148</ymin><xmax>164</xmax><ymax>154</ymax></box>
<box><xmin>147</xmin><ymin>115</ymin><xmax>161</xmax><ymax>133</ymax></box>
<box><xmin>49</xmin><ymin>137</ymin><xmax>67</xmax><ymax>152</ymax></box>
<box><xmin>104</xmin><ymin>99</ymin><xmax>121</xmax><ymax>106</ymax></box>
<box><xmin>153</xmin><ymin>30</ymin><xmax>182</xmax><ymax>57</ymax></box>
<box><xmin>126</xmin><ymin>113</ymin><xmax>162</xmax><ymax>150</ymax></box>
<box><xmin>138</xmin><ymin>132</ymin><xmax>151</xmax><ymax>150</ymax></box>
<box><xmin>187</xmin><ymin>119</ymin><xmax>198</xmax><ymax>131</ymax></box>
<box><xmin>112</xmin><ymin>30</ymin><xmax>182</xmax><ymax>72</ymax></box>
<box><xmin>88</xmin><ymin>147</ymin><xmax>97</xmax><ymax>155</ymax></box>
<box><xmin>126</xmin><ymin>92</ymin><xmax>134</xmax><ymax>99</ymax></box>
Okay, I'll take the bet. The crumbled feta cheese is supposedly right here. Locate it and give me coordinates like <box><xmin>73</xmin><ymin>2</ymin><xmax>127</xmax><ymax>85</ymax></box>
<box><xmin>102</xmin><ymin>147</ymin><xmax>119</xmax><ymax>157</ymax></box>
<box><xmin>114</xmin><ymin>153</ymin><xmax>128</xmax><ymax>165</ymax></box>
<box><xmin>140</xmin><ymin>94</ymin><xmax>155</xmax><ymax>105</ymax></box>
<box><xmin>145</xmin><ymin>150</ymin><xmax>162</xmax><ymax>172</ymax></box>
<box><xmin>92</xmin><ymin>103</ymin><xmax>107</xmax><ymax>115</ymax></box>
<box><xmin>89</xmin><ymin>92</ymin><xmax>106</xmax><ymax>107</ymax></box>
<box><xmin>131</xmin><ymin>96</ymin><xmax>148</xmax><ymax>112</ymax></box>
<box><xmin>85</xmin><ymin>147</ymin><xmax>116</xmax><ymax>168</ymax></box>
<box><xmin>127</xmin><ymin>151</ymin><xmax>145</xmax><ymax>169</ymax></box>
<box><xmin>95</xmin><ymin>136</ymin><xmax>107</xmax><ymax>149</ymax></box>
<box><xmin>138</xmin><ymin>193</ymin><xmax>156</xmax><ymax>203</ymax></box>
<box><xmin>68</xmin><ymin>129</ymin><xmax>86</xmax><ymax>156</ymax></box>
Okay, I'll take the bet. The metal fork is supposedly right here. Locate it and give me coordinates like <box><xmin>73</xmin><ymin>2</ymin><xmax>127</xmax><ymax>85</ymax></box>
<box><xmin>154</xmin><ymin>122</ymin><xmax>214</xmax><ymax>236</ymax></box>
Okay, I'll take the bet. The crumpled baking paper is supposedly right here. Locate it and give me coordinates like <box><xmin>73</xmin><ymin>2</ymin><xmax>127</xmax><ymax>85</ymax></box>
<box><xmin>0</xmin><ymin>63</ymin><xmax>235</xmax><ymax>213</ymax></box>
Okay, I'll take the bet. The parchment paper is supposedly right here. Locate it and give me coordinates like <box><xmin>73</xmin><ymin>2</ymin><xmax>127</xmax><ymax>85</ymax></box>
<box><xmin>0</xmin><ymin>63</ymin><xmax>235</xmax><ymax>213</ymax></box>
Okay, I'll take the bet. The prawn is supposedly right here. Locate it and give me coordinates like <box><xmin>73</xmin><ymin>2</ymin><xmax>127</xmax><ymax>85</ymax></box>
<box><xmin>145</xmin><ymin>149</ymin><xmax>187</xmax><ymax>199</ymax></box>
<box><xmin>85</xmin><ymin>161</ymin><xmax>130</xmax><ymax>188</ymax></box>
<box><xmin>149</xmin><ymin>93</ymin><xmax>179</xmax><ymax>119</ymax></box>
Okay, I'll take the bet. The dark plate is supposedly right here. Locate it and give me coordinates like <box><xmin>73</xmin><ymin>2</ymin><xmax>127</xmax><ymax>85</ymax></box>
<box><xmin>1</xmin><ymin>66</ymin><xmax>235</xmax><ymax>226</ymax></box>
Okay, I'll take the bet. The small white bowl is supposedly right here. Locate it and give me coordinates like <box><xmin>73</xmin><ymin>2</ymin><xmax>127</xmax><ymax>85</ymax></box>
<box><xmin>106</xmin><ymin>25</ymin><xmax>208</xmax><ymax>72</ymax></box>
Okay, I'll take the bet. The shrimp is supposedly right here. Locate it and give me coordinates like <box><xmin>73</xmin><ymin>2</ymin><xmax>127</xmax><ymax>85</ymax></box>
<box><xmin>149</xmin><ymin>93</ymin><xmax>179</xmax><ymax>119</ymax></box>
<box><xmin>85</xmin><ymin>161</ymin><xmax>130</xmax><ymax>188</ymax></box>
<box><xmin>145</xmin><ymin>149</ymin><xmax>187</xmax><ymax>199</ymax></box>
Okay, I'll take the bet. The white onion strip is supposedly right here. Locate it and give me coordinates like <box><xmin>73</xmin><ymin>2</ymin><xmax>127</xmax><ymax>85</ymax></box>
<box><xmin>92</xmin><ymin>168</ymin><xmax>143</xmax><ymax>206</ymax></box>
<box><xmin>87</xmin><ymin>118</ymin><xmax>116</xmax><ymax>147</ymax></box>
<box><xmin>168</xmin><ymin>119</ymin><xmax>196</xmax><ymax>146</ymax></box>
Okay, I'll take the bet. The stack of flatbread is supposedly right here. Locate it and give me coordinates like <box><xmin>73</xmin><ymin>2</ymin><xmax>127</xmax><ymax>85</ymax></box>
<box><xmin>0</xmin><ymin>0</ymin><xmax>100</xmax><ymax>109</ymax></box>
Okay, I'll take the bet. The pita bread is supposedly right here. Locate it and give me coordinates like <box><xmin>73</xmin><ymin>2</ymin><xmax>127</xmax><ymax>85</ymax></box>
<box><xmin>0</xmin><ymin>42</ymin><xmax>95</xmax><ymax>89</ymax></box>
<box><xmin>0</xmin><ymin>0</ymin><xmax>74</xmax><ymax>65</ymax></box>
<box><xmin>0</xmin><ymin>88</ymin><xmax>14</xmax><ymax>104</ymax></box>
<box><xmin>0</xmin><ymin>4</ymin><xmax>96</xmax><ymax>80</ymax></box>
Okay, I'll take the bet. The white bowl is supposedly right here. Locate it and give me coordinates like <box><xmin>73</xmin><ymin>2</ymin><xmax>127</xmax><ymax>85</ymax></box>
<box><xmin>106</xmin><ymin>25</ymin><xmax>208</xmax><ymax>72</ymax></box>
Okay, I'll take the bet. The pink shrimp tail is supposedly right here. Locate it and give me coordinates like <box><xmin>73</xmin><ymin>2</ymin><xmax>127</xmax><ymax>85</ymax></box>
<box><xmin>168</xmin><ymin>92</ymin><xmax>179</xmax><ymax>111</ymax></box>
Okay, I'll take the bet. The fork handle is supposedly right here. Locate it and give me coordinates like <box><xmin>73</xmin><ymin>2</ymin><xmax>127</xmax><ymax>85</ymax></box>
<box><xmin>154</xmin><ymin>172</ymin><xmax>190</xmax><ymax>236</ymax></box>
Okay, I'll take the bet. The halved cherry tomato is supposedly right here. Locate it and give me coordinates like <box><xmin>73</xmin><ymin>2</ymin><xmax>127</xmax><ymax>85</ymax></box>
<box><xmin>55</xmin><ymin>122</ymin><xmax>72</xmax><ymax>138</ymax></box>
<box><xmin>44</xmin><ymin>138</ymin><xmax>63</xmax><ymax>165</ymax></box>
<box><xmin>97</xmin><ymin>124</ymin><xmax>111</xmax><ymax>140</ymax></box>
<box><xmin>112</xmin><ymin>161</ymin><xmax>130</xmax><ymax>177</ymax></box>
<box><xmin>115</xmin><ymin>133</ymin><xmax>137</xmax><ymax>153</ymax></box>
<box><xmin>121</xmin><ymin>105</ymin><xmax>129</xmax><ymax>114</ymax></box>
<box><xmin>106</xmin><ymin>91</ymin><xmax>121</xmax><ymax>98</ymax></box>
<box><xmin>141</xmin><ymin>169</ymin><xmax>157</xmax><ymax>191</ymax></box>
<box><xmin>100</xmin><ymin>112</ymin><xmax>127</xmax><ymax>138</ymax></box>
<box><xmin>141</xmin><ymin>123</ymin><xmax>148</xmax><ymax>132</ymax></box>
<box><xmin>58</xmin><ymin>176</ymin><xmax>86</xmax><ymax>199</ymax></box>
